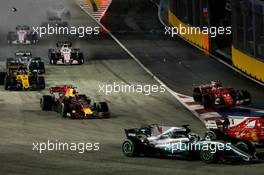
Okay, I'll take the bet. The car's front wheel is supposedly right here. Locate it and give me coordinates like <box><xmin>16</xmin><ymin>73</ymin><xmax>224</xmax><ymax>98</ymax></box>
<box><xmin>60</xmin><ymin>103</ymin><xmax>70</xmax><ymax>118</ymax></box>
<box><xmin>235</xmin><ymin>141</ymin><xmax>255</xmax><ymax>155</ymax></box>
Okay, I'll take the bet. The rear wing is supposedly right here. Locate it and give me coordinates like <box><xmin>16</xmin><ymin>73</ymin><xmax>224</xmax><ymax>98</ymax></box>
<box><xmin>49</xmin><ymin>85</ymin><xmax>76</xmax><ymax>93</ymax></box>
<box><xmin>56</xmin><ymin>42</ymin><xmax>72</xmax><ymax>48</ymax></box>
<box><xmin>125</xmin><ymin>127</ymin><xmax>151</xmax><ymax>138</ymax></box>
<box><xmin>16</xmin><ymin>25</ymin><xmax>30</xmax><ymax>31</ymax></box>
<box><xmin>8</xmin><ymin>63</ymin><xmax>27</xmax><ymax>71</ymax></box>
<box><xmin>15</xmin><ymin>51</ymin><xmax>32</xmax><ymax>57</ymax></box>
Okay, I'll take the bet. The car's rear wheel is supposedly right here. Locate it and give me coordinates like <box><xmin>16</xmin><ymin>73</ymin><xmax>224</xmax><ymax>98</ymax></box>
<box><xmin>122</xmin><ymin>139</ymin><xmax>139</xmax><ymax>157</ymax></box>
<box><xmin>193</xmin><ymin>87</ymin><xmax>202</xmax><ymax>102</ymax></box>
<box><xmin>200</xmin><ymin>149</ymin><xmax>219</xmax><ymax>164</ymax></box>
<box><xmin>204</xmin><ymin>130</ymin><xmax>221</xmax><ymax>140</ymax></box>
<box><xmin>78</xmin><ymin>53</ymin><xmax>84</xmax><ymax>65</ymax></box>
<box><xmin>60</xmin><ymin>103</ymin><xmax>69</xmax><ymax>118</ymax></box>
<box><xmin>37</xmin><ymin>77</ymin><xmax>45</xmax><ymax>89</ymax></box>
<box><xmin>50</xmin><ymin>58</ymin><xmax>56</xmax><ymax>65</ymax></box>
<box><xmin>4</xmin><ymin>75</ymin><xmax>10</xmax><ymax>90</ymax></box>
<box><xmin>0</xmin><ymin>72</ymin><xmax>6</xmax><ymax>85</ymax></box>
<box><xmin>40</xmin><ymin>95</ymin><xmax>53</xmax><ymax>111</ymax></box>
<box><xmin>237</xmin><ymin>90</ymin><xmax>251</xmax><ymax>105</ymax></box>
<box><xmin>97</xmin><ymin>102</ymin><xmax>109</xmax><ymax>112</ymax></box>
<box><xmin>202</xmin><ymin>94</ymin><xmax>213</xmax><ymax>109</ymax></box>
<box><xmin>6</xmin><ymin>58</ymin><xmax>14</xmax><ymax>68</ymax></box>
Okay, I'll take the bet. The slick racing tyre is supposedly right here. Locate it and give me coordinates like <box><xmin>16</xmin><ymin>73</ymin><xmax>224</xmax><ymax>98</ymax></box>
<box><xmin>60</xmin><ymin>103</ymin><xmax>70</xmax><ymax>118</ymax></box>
<box><xmin>40</xmin><ymin>95</ymin><xmax>53</xmax><ymax>111</ymax></box>
<box><xmin>200</xmin><ymin>149</ymin><xmax>219</xmax><ymax>164</ymax></box>
<box><xmin>97</xmin><ymin>102</ymin><xmax>109</xmax><ymax>112</ymax></box>
<box><xmin>204</xmin><ymin>130</ymin><xmax>221</xmax><ymax>140</ymax></box>
<box><xmin>193</xmin><ymin>88</ymin><xmax>202</xmax><ymax>102</ymax></box>
<box><xmin>37</xmin><ymin>77</ymin><xmax>45</xmax><ymax>89</ymax></box>
<box><xmin>6</xmin><ymin>58</ymin><xmax>14</xmax><ymax>68</ymax></box>
<box><xmin>4</xmin><ymin>75</ymin><xmax>11</xmax><ymax>90</ymax></box>
<box><xmin>78</xmin><ymin>53</ymin><xmax>84</xmax><ymax>65</ymax></box>
<box><xmin>202</xmin><ymin>94</ymin><xmax>213</xmax><ymax>109</ymax></box>
<box><xmin>235</xmin><ymin>141</ymin><xmax>256</xmax><ymax>155</ymax></box>
<box><xmin>237</xmin><ymin>90</ymin><xmax>251</xmax><ymax>105</ymax></box>
<box><xmin>0</xmin><ymin>72</ymin><xmax>6</xmax><ymax>85</ymax></box>
<box><xmin>122</xmin><ymin>139</ymin><xmax>140</xmax><ymax>157</ymax></box>
<box><xmin>50</xmin><ymin>58</ymin><xmax>57</xmax><ymax>65</ymax></box>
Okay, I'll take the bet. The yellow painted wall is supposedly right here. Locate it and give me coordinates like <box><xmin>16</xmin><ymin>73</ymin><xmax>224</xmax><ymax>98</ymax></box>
<box><xmin>168</xmin><ymin>7</ymin><xmax>264</xmax><ymax>83</ymax></box>
<box><xmin>168</xmin><ymin>9</ymin><xmax>209</xmax><ymax>51</ymax></box>
<box><xmin>232</xmin><ymin>46</ymin><xmax>264</xmax><ymax>82</ymax></box>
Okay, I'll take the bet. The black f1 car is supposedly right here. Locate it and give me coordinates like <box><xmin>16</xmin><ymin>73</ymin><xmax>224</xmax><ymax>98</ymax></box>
<box><xmin>193</xmin><ymin>81</ymin><xmax>251</xmax><ymax>109</ymax></box>
<box><xmin>6</xmin><ymin>51</ymin><xmax>45</xmax><ymax>74</ymax></box>
<box><xmin>7</xmin><ymin>25</ymin><xmax>38</xmax><ymax>44</ymax></box>
<box><xmin>0</xmin><ymin>63</ymin><xmax>45</xmax><ymax>90</ymax></box>
<box><xmin>41</xmin><ymin>16</ymin><xmax>68</xmax><ymax>28</ymax></box>
<box><xmin>48</xmin><ymin>42</ymin><xmax>84</xmax><ymax>65</ymax></box>
<box><xmin>47</xmin><ymin>5</ymin><xmax>71</xmax><ymax>20</ymax></box>
<box><xmin>122</xmin><ymin>124</ymin><xmax>257</xmax><ymax>163</ymax></box>
<box><xmin>40</xmin><ymin>85</ymin><xmax>110</xmax><ymax>119</ymax></box>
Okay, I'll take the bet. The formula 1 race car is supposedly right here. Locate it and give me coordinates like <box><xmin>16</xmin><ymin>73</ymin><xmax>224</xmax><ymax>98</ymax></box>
<box><xmin>41</xmin><ymin>16</ymin><xmax>68</xmax><ymax>27</ymax></box>
<box><xmin>205</xmin><ymin>115</ymin><xmax>264</xmax><ymax>148</ymax></box>
<box><xmin>0</xmin><ymin>63</ymin><xmax>45</xmax><ymax>90</ymax></box>
<box><xmin>193</xmin><ymin>81</ymin><xmax>251</xmax><ymax>109</ymax></box>
<box><xmin>6</xmin><ymin>51</ymin><xmax>45</xmax><ymax>74</ymax></box>
<box><xmin>122</xmin><ymin>124</ymin><xmax>257</xmax><ymax>163</ymax></box>
<box><xmin>40</xmin><ymin>85</ymin><xmax>110</xmax><ymax>119</ymax></box>
<box><xmin>7</xmin><ymin>25</ymin><xmax>38</xmax><ymax>44</ymax></box>
<box><xmin>47</xmin><ymin>5</ymin><xmax>71</xmax><ymax>20</ymax></box>
<box><xmin>48</xmin><ymin>42</ymin><xmax>84</xmax><ymax>65</ymax></box>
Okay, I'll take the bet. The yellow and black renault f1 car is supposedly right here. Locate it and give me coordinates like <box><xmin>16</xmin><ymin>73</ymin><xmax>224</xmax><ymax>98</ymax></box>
<box><xmin>0</xmin><ymin>63</ymin><xmax>45</xmax><ymax>90</ymax></box>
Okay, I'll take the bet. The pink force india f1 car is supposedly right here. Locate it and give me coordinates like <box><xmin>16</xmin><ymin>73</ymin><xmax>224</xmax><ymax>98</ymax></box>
<box><xmin>48</xmin><ymin>42</ymin><xmax>84</xmax><ymax>65</ymax></box>
<box><xmin>7</xmin><ymin>25</ymin><xmax>38</xmax><ymax>45</ymax></box>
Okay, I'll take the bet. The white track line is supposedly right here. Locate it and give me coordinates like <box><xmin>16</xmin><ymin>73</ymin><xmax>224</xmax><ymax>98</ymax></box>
<box><xmin>75</xmin><ymin>0</ymin><xmax>262</xmax><ymax>125</ymax></box>
<box><xmin>74</xmin><ymin>0</ymin><xmax>225</xmax><ymax>123</ymax></box>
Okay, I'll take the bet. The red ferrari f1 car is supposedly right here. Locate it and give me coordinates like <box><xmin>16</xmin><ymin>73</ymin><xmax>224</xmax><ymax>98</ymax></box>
<box><xmin>205</xmin><ymin>116</ymin><xmax>264</xmax><ymax>152</ymax></box>
<box><xmin>40</xmin><ymin>85</ymin><xmax>110</xmax><ymax>119</ymax></box>
<box><xmin>193</xmin><ymin>81</ymin><xmax>251</xmax><ymax>109</ymax></box>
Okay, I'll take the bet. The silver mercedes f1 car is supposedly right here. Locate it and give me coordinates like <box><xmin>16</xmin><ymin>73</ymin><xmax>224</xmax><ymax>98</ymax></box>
<box><xmin>122</xmin><ymin>124</ymin><xmax>257</xmax><ymax>163</ymax></box>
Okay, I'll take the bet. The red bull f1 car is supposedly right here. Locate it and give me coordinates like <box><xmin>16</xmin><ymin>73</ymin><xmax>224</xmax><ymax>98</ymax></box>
<box><xmin>40</xmin><ymin>85</ymin><xmax>110</xmax><ymax>119</ymax></box>
<box><xmin>7</xmin><ymin>25</ymin><xmax>38</xmax><ymax>45</ymax></box>
<box><xmin>48</xmin><ymin>42</ymin><xmax>84</xmax><ymax>65</ymax></box>
<box><xmin>122</xmin><ymin>124</ymin><xmax>257</xmax><ymax>163</ymax></box>
<box><xmin>193</xmin><ymin>81</ymin><xmax>251</xmax><ymax>109</ymax></box>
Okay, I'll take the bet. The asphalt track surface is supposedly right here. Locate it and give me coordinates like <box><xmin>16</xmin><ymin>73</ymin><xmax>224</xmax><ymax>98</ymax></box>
<box><xmin>0</xmin><ymin>0</ymin><xmax>263</xmax><ymax>175</ymax></box>
<box><xmin>102</xmin><ymin>0</ymin><xmax>264</xmax><ymax>109</ymax></box>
